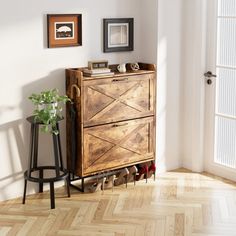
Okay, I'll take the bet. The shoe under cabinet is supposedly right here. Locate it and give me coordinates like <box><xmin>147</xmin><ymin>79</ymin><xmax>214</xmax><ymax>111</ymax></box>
<box><xmin>65</xmin><ymin>63</ymin><xmax>156</xmax><ymax>191</ymax></box>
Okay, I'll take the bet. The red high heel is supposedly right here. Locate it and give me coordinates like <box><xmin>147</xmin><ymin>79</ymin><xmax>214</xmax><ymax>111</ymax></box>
<box><xmin>147</xmin><ymin>162</ymin><xmax>156</xmax><ymax>180</ymax></box>
<box><xmin>136</xmin><ymin>165</ymin><xmax>148</xmax><ymax>181</ymax></box>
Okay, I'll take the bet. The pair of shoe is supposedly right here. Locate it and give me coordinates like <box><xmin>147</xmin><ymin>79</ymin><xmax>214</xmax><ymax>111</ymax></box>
<box><xmin>86</xmin><ymin>178</ymin><xmax>103</xmax><ymax>193</ymax></box>
<box><xmin>102</xmin><ymin>175</ymin><xmax>115</xmax><ymax>190</ymax></box>
<box><xmin>87</xmin><ymin>175</ymin><xmax>116</xmax><ymax>193</ymax></box>
<box><xmin>147</xmin><ymin>162</ymin><xmax>156</xmax><ymax>179</ymax></box>
<box><xmin>136</xmin><ymin>162</ymin><xmax>156</xmax><ymax>181</ymax></box>
<box><xmin>127</xmin><ymin>166</ymin><xmax>138</xmax><ymax>183</ymax></box>
<box><xmin>114</xmin><ymin>166</ymin><xmax>138</xmax><ymax>186</ymax></box>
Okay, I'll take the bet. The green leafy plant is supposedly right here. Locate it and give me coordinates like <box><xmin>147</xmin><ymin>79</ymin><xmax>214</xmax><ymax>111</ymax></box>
<box><xmin>29</xmin><ymin>89</ymin><xmax>71</xmax><ymax>135</ymax></box>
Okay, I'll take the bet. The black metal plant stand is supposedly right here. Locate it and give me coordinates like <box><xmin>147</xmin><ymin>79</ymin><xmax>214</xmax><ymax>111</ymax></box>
<box><xmin>22</xmin><ymin>116</ymin><xmax>70</xmax><ymax>209</ymax></box>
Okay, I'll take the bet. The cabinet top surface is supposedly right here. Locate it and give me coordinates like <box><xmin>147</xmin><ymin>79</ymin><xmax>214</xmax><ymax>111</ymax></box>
<box><xmin>67</xmin><ymin>68</ymin><xmax>155</xmax><ymax>80</ymax></box>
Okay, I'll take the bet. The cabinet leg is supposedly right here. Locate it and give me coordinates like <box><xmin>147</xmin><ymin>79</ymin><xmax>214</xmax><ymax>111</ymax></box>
<box><xmin>22</xmin><ymin>179</ymin><xmax>27</xmax><ymax>204</ymax></box>
<box><xmin>81</xmin><ymin>178</ymin><xmax>84</xmax><ymax>192</ymax></box>
<box><xmin>66</xmin><ymin>176</ymin><xmax>70</xmax><ymax>197</ymax></box>
<box><xmin>102</xmin><ymin>177</ymin><xmax>104</xmax><ymax>194</ymax></box>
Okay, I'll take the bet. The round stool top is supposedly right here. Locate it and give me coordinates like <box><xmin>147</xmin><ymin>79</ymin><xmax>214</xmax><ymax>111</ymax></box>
<box><xmin>26</xmin><ymin>115</ymin><xmax>64</xmax><ymax>124</ymax></box>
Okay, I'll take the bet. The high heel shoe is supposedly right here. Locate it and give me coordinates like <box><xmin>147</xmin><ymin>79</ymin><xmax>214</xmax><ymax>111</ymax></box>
<box><xmin>127</xmin><ymin>166</ymin><xmax>138</xmax><ymax>185</ymax></box>
<box><xmin>86</xmin><ymin>178</ymin><xmax>103</xmax><ymax>193</ymax></box>
<box><xmin>114</xmin><ymin>168</ymin><xmax>129</xmax><ymax>186</ymax></box>
<box><xmin>147</xmin><ymin>162</ymin><xmax>156</xmax><ymax>180</ymax></box>
<box><xmin>136</xmin><ymin>164</ymin><xmax>148</xmax><ymax>181</ymax></box>
<box><xmin>102</xmin><ymin>175</ymin><xmax>115</xmax><ymax>190</ymax></box>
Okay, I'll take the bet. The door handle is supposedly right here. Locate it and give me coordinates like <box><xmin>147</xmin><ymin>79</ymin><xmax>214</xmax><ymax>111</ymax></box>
<box><xmin>204</xmin><ymin>71</ymin><xmax>217</xmax><ymax>78</ymax></box>
<box><xmin>204</xmin><ymin>71</ymin><xmax>217</xmax><ymax>85</ymax></box>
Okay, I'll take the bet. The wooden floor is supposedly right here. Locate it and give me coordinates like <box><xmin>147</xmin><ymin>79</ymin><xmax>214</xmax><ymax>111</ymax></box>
<box><xmin>1</xmin><ymin>169</ymin><xmax>236</xmax><ymax>236</ymax></box>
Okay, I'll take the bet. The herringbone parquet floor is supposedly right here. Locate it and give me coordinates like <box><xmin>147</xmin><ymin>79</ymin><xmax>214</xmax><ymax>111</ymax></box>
<box><xmin>1</xmin><ymin>169</ymin><xmax>236</xmax><ymax>236</ymax></box>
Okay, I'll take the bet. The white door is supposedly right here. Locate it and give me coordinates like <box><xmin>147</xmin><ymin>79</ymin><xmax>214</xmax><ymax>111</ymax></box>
<box><xmin>205</xmin><ymin>0</ymin><xmax>236</xmax><ymax>181</ymax></box>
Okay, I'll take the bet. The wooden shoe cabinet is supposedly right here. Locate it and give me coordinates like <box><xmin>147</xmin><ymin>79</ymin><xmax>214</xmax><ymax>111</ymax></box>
<box><xmin>65</xmin><ymin>63</ymin><xmax>156</xmax><ymax>180</ymax></box>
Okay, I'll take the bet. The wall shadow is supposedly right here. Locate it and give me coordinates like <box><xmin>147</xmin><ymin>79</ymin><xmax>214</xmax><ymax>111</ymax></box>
<box><xmin>0</xmin><ymin>68</ymin><xmax>67</xmax><ymax>201</ymax></box>
<box><xmin>0</xmin><ymin>119</ymin><xmax>27</xmax><ymax>200</ymax></box>
<box><xmin>21</xmin><ymin>68</ymin><xmax>68</xmax><ymax>168</ymax></box>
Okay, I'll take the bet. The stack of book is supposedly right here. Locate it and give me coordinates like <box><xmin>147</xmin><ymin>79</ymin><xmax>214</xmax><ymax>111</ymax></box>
<box><xmin>83</xmin><ymin>68</ymin><xmax>114</xmax><ymax>77</ymax></box>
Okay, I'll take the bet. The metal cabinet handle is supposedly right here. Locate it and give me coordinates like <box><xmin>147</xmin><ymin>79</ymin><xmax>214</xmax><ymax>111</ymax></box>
<box><xmin>112</xmin><ymin>123</ymin><xmax>128</xmax><ymax>127</ymax></box>
<box><xmin>112</xmin><ymin>78</ymin><xmax>128</xmax><ymax>82</ymax></box>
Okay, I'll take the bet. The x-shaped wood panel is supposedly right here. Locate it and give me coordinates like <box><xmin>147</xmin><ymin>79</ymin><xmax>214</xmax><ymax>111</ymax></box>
<box><xmin>84</xmin><ymin>123</ymin><xmax>148</xmax><ymax>170</ymax></box>
<box><xmin>87</xmin><ymin>81</ymin><xmax>149</xmax><ymax>121</ymax></box>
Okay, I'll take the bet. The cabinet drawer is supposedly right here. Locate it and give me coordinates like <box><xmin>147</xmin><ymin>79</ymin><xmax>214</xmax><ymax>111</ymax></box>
<box><xmin>83</xmin><ymin>74</ymin><xmax>155</xmax><ymax>126</ymax></box>
<box><xmin>83</xmin><ymin>117</ymin><xmax>155</xmax><ymax>175</ymax></box>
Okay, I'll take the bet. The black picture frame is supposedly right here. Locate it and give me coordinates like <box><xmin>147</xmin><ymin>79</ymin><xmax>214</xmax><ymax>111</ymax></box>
<box><xmin>47</xmin><ymin>14</ymin><xmax>82</xmax><ymax>48</ymax></box>
<box><xmin>103</xmin><ymin>18</ymin><xmax>134</xmax><ymax>53</ymax></box>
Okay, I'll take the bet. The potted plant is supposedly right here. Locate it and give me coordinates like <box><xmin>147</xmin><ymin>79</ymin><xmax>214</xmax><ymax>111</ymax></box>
<box><xmin>29</xmin><ymin>88</ymin><xmax>71</xmax><ymax>135</ymax></box>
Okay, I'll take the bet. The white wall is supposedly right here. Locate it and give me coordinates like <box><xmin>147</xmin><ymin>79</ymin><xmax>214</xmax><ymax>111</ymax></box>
<box><xmin>156</xmin><ymin>0</ymin><xmax>184</xmax><ymax>172</ymax></box>
<box><xmin>139</xmin><ymin>0</ymin><xmax>209</xmax><ymax>174</ymax></box>
<box><xmin>0</xmin><ymin>0</ymin><xmax>185</xmax><ymax>201</ymax></box>
<box><xmin>139</xmin><ymin>0</ymin><xmax>184</xmax><ymax>173</ymax></box>
<box><xmin>0</xmin><ymin>0</ymin><xmax>142</xmax><ymax>201</ymax></box>
<box><xmin>181</xmin><ymin>0</ymin><xmax>207</xmax><ymax>172</ymax></box>
<box><xmin>139</xmin><ymin>0</ymin><xmax>158</xmax><ymax>64</ymax></box>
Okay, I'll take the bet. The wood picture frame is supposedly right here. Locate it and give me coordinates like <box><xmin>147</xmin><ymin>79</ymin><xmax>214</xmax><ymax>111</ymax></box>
<box><xmin>47</xmin><ymin>14</ymin><xmax>82</xmax><ymax>48</ymax></box>
<box><xmin>103</xmin><ymin>18</ymin><xmax>134</xmax><ymax>53</ymax></box>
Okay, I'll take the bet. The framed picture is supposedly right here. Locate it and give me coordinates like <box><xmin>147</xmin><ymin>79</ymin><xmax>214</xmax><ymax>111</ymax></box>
<box><xmin>47</xmin><ymin>14</ymin><xmax>82</xmax><ymax>48</ymax></box>
<box><xmin>103</xmin><ymin>18</ymin><xmax>134</xmax><ymax>53</ymax></box>
<box><xmin>88</xmin><ymin>60</ymin><xmax>108</xmax><ymax>70</ymax></box>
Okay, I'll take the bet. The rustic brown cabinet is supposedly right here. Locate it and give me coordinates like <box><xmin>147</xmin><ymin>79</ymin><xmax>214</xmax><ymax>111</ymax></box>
<box><xmin>66</xmin><ymin>63</ymin><xmax>156</xmax><ymax>177</ymax></box>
